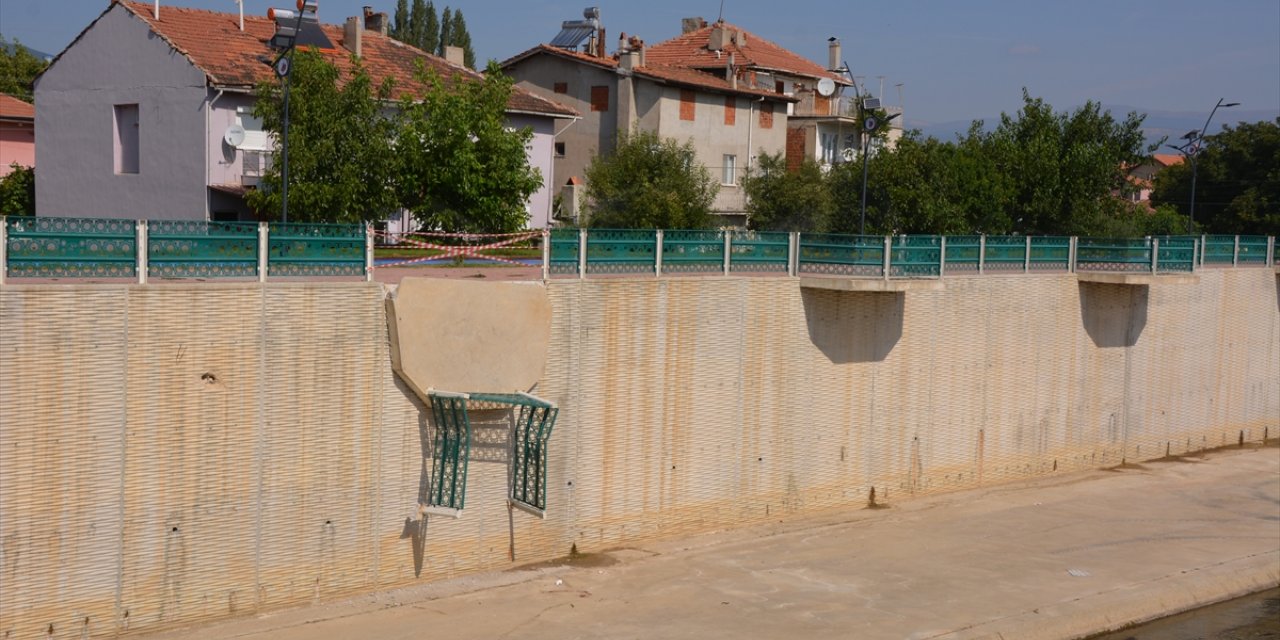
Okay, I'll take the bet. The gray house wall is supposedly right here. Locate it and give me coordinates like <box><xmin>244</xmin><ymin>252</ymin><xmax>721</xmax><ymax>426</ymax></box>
<box><xmin>35</xmin><ymin>4</ymin><xmax>210</xmax><ymax>220</ymax></box>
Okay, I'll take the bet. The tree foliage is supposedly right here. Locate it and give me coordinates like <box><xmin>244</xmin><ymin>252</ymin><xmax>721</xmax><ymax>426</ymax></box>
<box><xmin>394</xmin><ymin>61</ymin><xmax>542</xmax><ymax>233</ymax></box>
<box><xmin>247</xmin><ymin>49</ymin><xmax>401</xmax><ymax>223</ymax></box>
<box><xmin>1151</xmin><ymin>118</ymin><xmax>1280</xmax><ymax>235</ymax></box>
<box><xmin>582</xmin><ymin>130</ymin><xmax>718</xmax><ymax>229</ymax></box>
<box><xmin>390</xmin><ymin>3</ymin><xmax>472</xmax><ymax>68</ymax></box>
<box><xmin>0</xmin><ymin>35</ymin><xmax>48</xmax><ymax>102</ymax></box>
<box><xmin>391</xmin><ymin>0</ymin><xmax>409</xmax><ymax>40</ymax></box>
<box><xmin>742</xmin><ymin>153</ymin><xmax>832</xmax><ymax>232</ymax></box>
<box><xmin>0</xmin><ymin>164</ymin><xmax>35</xmax><ymax>216</ymax></box>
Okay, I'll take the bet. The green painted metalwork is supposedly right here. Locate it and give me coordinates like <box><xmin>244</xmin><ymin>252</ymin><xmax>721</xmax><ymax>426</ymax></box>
<box><xmin>889</xmin><ymin>235</ymin><xmax>941</xmax><ymax>277</ymax></box>
<box><xmin>798</xmin><ymin>233</ymin><xmax>884</xmax><ymax>276</ymax></box>
<box><xmin>1201</xmin><ymin>235</ymin><xmax>1236</xmax><ymax>264</ymax></box>
<box><xmin>1237</xmin><ymin>236</ymin><xmax>1269</xmax><ymax>264</ymax></box>
<box><xmin>585</xmin><ymin>229</ymin><xmax>656</xmax><ymax>275</ymax></box>
<box><xmin>1029</xmin><ymin>237</ymin><xmax>1071</xmax><ymax>269</ymax></box>
<box><xmin>427</xmin><ymin>393</ymin><xmax>472</xmax><ymax>511</ymax></box>
<box><xmin>267</xmin><ymin>222</ymin><xmax>365</xmax><ymax>276</ymax></box>
<box><xmin>1076</xmin><ymin>238</ymin><xmax>1153</xmax><ymax>272</ymax></box>
<box><xmin>943</xmin><ymin>235</ymin><xmax>982</xmax><ymax>271</ymax></box>
<box><xmin>982</xmin><ymin>236</ymin><xmax>1027</xmax><ymax>270</ymax></box>
<box><xmin>1155</xmin><ymin>236</ymin><xmax>1196</xmax><ymax>273</ymax></box>
<box><xmin>549</xmin><ymin>228</ymin><xmax>580</xmax><ymax>275</ymax></box>
<box><xmin>470</xmin><ymin>392</ymin><xmax>558</xmax><ymax>513</ymax></box>
<box><xmin>663</xmin><ymin>229</ymin><xmax>724</xmax><ymax>273</ymax></box>
<box><xmin>729</xmin><ymin>230</ymin><xmax>789</xmax><ymax>272</ymax></box>
<box><xmin>148</xmin><ymin>220</ymin><xmax>258</xmax><ymax>278</ymax></box>
<box><xmin>4</xmin><ymin>216</ymin><xmax>136</xmax><ymax>278</ymax></box>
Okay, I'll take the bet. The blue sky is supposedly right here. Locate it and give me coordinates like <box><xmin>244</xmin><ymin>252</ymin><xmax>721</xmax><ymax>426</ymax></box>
<box><xmin>3</xmin><ymin>0</ymin><xmax>1277</xmax><ymax>132</ymax></box>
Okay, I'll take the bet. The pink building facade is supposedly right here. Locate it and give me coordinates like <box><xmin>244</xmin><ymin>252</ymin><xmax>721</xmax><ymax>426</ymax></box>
<box><xmin>0</xmin><ymin>94</ymin><xmax>36</xmax><ymax>176</ymax></box>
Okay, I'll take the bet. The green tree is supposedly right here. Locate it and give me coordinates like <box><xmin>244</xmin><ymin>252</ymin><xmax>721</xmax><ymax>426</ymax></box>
<box><xmin>395</xmin><ymin>61</ymin><xmax>542</xmax><ymax>233</ymax></box>
<box><xmin>391</xmin><ymin>0</ymin><xmax>409</xmax><ymax>40</ymax></box>
<box><xmin>0</xmin><ymin>164</ymin><xmax>35</xmax><ymax>216</ymax></box>
<box><xmin>450</xmin><ymin>10</ymin><xmax>475</xmax><ymax>68</ymax></box>
<box><xmin>581</xmin><ymin>130</ymin><xmax>718</xmax><ymax>229</ymax></box>
<box><xmin>0</xmin><ymin>35</ymin><xmax>48</xmax><ymax>102</ymax></box>
<box><xmin>741</xmin><ymin>153</ymin><xmax>832</xmax><ymax>232</ymax></box>
<box><xmin>1151</xmin><ymin>118</ymin><xmax>1280</xmax><ymax>235</ymax></box>
<box><xmin>437</xmin><ymin>8</ymin><xmax>454</xmax><ymax>57</ymax></box>
<box><xmin>407</xmin><ymin>0</ymin><xmax>427</xmax><ymax>50</ymax></box>
<box><xmin>246</xmin><ymin>49</ymin><xmax>401</xmax><ymax>223</ymax></box>
<box><xmin>421</xmin><ymin>2</ymin><xmax>440</xmax><ymax>57</ymax></box>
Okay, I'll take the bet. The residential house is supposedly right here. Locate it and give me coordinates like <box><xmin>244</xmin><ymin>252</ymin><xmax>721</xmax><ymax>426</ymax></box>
<box><xmin>33</xmin><ymin>1</ymin><xmax>576</xmax><ymax>227</ymax></box>
<box><xmin>0</xmin><ymin>93</ymin><xmax>35</xmax><ymax>177</ymax></box>
<box><xmin>643</xmin><ymin>20</ymin><xmax>901</xmax><ymax>171</ymax></box>
<box><xmin>502</xmin><ymin>34</ymin><xmax>793</xmax><ymax>226</ymax></box>
<box><xmin>1124</xmin><ymin>154</ymin><xmax>1184</xmax><ymax>207</ymax></box>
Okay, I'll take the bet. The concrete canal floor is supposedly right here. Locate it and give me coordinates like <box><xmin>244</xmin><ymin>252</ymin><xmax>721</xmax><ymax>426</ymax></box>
<box><xmin>142</xmin><ymin>443</ymin><xmax>1280</xmax><ymax>640</ymax></box>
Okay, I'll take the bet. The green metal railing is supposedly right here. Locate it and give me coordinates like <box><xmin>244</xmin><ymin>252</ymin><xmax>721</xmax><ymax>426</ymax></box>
<box><xmin>548</xmin><ymin>228</ymin><xmax>581</xmax><ymax>275</ymax></box>
<box><xmin>148</xmin><ymin>220</ymin><xmax>258</xmax><ymax>278</ymax></box>
<box><xmin>799</xmin><ymin>233</ymin><xmax>884</xmax><ymax>277</ymax></box>
<box><xmin>729</xmin><ymin>230</ymin><xmax>790</xmax><ymax>272</ymax></box>
<box><xmin>4</xmin><ymin>216</ymin><xmax>137</xmax><ymax>278</ymax></box>
<box><xmin>662</xmin><ymin>229</ymin><xmax>724</xmax><ymax>273</ymax></box>
<box><xmin>1</xmin><ymin>216</ymin><xmax>367</xmax><ymax>282</ymax></box>
<box><xmin>470</xmin><ymin>392</ymin><xmax>558</xmax><ymax>515</ymax></box>
<box><xmin>585</xmin><ymin>229</ymin><xmax>657</xmax><ymax>275</ymax></box>
<box><xmin>426</xmin><ymin>392</ymin><xmax>472</xmax><ymax>512</ymax></box>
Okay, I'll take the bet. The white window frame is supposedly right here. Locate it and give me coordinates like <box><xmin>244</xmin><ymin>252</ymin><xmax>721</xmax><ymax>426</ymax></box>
<box><xmin>722</xmin><ymin>154</ymin><xmax>737</xmax><ymax>185</ymax></box>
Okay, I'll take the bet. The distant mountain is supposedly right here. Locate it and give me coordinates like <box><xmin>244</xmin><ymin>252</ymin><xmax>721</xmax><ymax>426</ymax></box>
<box><xmin>908</xmin><ymin>105</ymin><xmax>1277</xmax><ymax>149</ymax></box>
<box><xmin>2</xmin><ymin>41</ymin><xmax>53</xmax><ymax>60</ymax></box>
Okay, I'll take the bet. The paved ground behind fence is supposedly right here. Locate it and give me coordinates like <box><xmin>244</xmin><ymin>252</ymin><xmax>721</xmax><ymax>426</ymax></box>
<box><xmin>139</xmin><ymin>444</ymin><xmax>1280</xmax><ymax>640</ymax></box>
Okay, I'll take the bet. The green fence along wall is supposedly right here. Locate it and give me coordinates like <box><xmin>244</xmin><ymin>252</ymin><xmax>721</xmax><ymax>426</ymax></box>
<box><xmin>798</xmin><ymin>234</ymin><xmax>885</xmax><ymax>277</ymax></box>
<box><xmin>4</xmin><ymin>216</ymin><xmax>136</xmax><ymax>278</ymax></box>
<box><xmin>661</xmin><ymin>229</ymin><xmax>724</xmax><ymax>273</ymax></box>
<box><xmin>148</xmin><ymin>220</ymin><xmax>258</xmax><ymax>278</ymax></box>
<box><xmin>584</xmin><ymin>229</ymin><xmax>656</xmax><ymax>276</ymax></box>
<box><xmin>548</xmin><ymin>228</ymin><xmax>581</xmax><ymax>275</ymax></box>
<box><xmin>729</xmin><ymin>230</ymin><xmax>789</xmax><ymax>273</ymax></box>
<box><xmin>266</xmin><ymin>223</ymin><xmax>365</xmax><ymax>276</ymax></box>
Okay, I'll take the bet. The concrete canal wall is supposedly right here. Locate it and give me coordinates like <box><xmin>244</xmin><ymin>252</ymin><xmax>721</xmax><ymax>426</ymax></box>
<box><xmin>1</xmin><ymin>269</ymin><xmax>1277</xmax><ymax>638</ymax></box>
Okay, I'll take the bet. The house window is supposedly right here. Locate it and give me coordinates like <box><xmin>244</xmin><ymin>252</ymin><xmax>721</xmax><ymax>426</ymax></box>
<box><xmin>724</xmin><ymin>95</ymin><xmax>736</xmax><ymax>125</ymax></box>
<box><xmin>113</xmin><ymin>104</ymin><xmax>139</xmax><ymax>174</ymax></box>
<box><xmin>590</xmin><ymin>86</ymin><xmax>609</xmax><ymax>112</ymax></box>
<box><xmin>759</xmin><ymin>102</ymin><xmax>774</xmax><ymax>129</ymax></box>
<box><xmin>554</xmin><ymin>82</ymin><xmax>568</xmax><ymax>94</ymax></box>
<box><xmin>820</xmin><ymin>131</ymin><xmax>838</xmax><ymax>164</ymax></box>
<box><xmin>722</xmin><ymin>154</ymin><xmax>736</xmax><ymax>185</ymax></box>
<box><xmin>775</xmin><ymin>80</ymin><xmax>785</xmax><ymax>94</ymax></box>
<box><xmin>554</xmin><ymin>142</ymin><xmax>566</xmax><ymax>157</ymax></box>
<box><xmin>680</xmin><ymin>89</ymin><xmax>696</xmax><ymax>121</ymax></box>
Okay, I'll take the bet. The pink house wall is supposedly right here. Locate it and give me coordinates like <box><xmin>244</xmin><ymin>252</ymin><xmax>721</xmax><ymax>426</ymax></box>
<box><xmin>0</xmin><ymin>123</ymin><xmax>35</xmax><ymax>176</ymax></box>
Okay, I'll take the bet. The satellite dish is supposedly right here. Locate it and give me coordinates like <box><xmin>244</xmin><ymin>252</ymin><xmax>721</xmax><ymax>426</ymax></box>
<box><xmin>223</xmin><ymin>124</ymin><xmax>246</xmax><ymax>148</ymax></box>
<box><xmin>816</xmin><ymin>77</ymin><xmax>836</xmax><ymax>97</ymax></box>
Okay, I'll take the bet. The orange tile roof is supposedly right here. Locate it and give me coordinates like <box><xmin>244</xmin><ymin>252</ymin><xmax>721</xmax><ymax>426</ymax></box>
<box><xmin>105</xmin><ymin>1</ymin><xmax>574</xmax><ymax>117</ymax></box>
<box><xmin>0</xmin><ymin>93</ymin><xmax>35</xmax><ymax>120</ymax></box>
<box><xmin>501</xmin><ymin>44</ymin><xmax>793</xmax><ymax>102</ymax></box>
<box><xmin>1151</xmin><ymin>153</ymin><xmax>1185</xmax><ymax>167</ymax></box>
<box><xmin>645</xmin><ymin>21</ymin><xmax>848</xmax><ymax>85</ymax></box>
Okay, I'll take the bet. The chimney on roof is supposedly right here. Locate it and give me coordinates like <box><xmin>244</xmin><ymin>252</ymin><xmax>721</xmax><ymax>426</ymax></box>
<box><xmin>444</xmin><ymin>46</ymin><xmax>465</xmax><ymax>66</ymax></box>
<box><xmin>153</xmin><ymin>0</ymin><xmax>159</xmax><ymax>20</ymax></box>
<box><xmin>344</xmin><ymin>16</ymin><xmax>363</xmax><ymax>57</ymax></box>
<box><xmin>596</xmin><ymin>26</ymin><xmax>606</xmax><ymax>58</ymax></box>
<box><xmin>708</xmin><ymin>25</ymin><xmax>727</xmax><ymax>51</ymax></box>
<box><xmin>681</xmin><ymin>17</ymin><xmax>704</xmax><ymax>34</ymax></box>
<box><xmin>728</xmin><ymin>53</ymin><xmax>736</xmax><ymax>89</ymax></box>
<box><xmin>363</xmin><ymin>6</ymin><xmax>389</xmax><ymax>35</ymax></box>
<box><xmin>828</xmin><ymin>37</ymin><xmax>841</xmax><ymax>72</ymax></box>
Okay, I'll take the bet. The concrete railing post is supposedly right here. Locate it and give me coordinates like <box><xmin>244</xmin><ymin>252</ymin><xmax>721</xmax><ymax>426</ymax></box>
<box><xmin>1069</xmin><ymin>236</ymin><xmax>1078</xmax><ymax>273</ymax></box>
<box><xmin>1267</xmin><ymin>236</ymin><xmax>1275</xmax><ymax>267</ymax></box>
<box><xmin>578</xmin><ymin>228</ymin><xmax>587</xmax><ymax>279</ymax></box>
<box><xmin>882</xmin><ymin>235</ymin><xmax>892</xmax><ymax>280</ymax></box>
<box><xmin>1151</xmin><ymin>237</ymin><xmax>1160</xmax><ymax>274</ymax></box>
<box><xmin>137</xmin><ymin>219</ymin><xmax>148</xmax><ymax>285</ymax></box>
<box><xmin>655</xmin><ymin>229</ymin><xmax>664</xmax><ymax>277</ymax></box>
<box><xmin>939</xmin><ymin>235</ymin><xmax>947</xmax><ymax>278</ymax></box>
<box><xmin>1024</xmin><ymin>236</ymin><xmax>1032</xmax><ymax>273</ymax></box>
<box><xmin>0</xmin><ymin>215</ymin><xmax>7</xmax><ymax>286</ymax></box>
<box><xmin>723</xmin><ymin>231</ymin><xmax>732</xmax><ymax>275</ymax></box>
<box><xmin>258</xmin><ymin>222</ymin><xmax>269</xmax><ymax>283</ymax></box>
<box><xmin>1233</xmin><ymin>235</ymin><xmax>1240</xmax><ymax>266</ymax></box>
<box><xmin>788</xmin><ymin>232</ymin><xmax>800</xmax><ymax>277</ymax></box>
<box><xmin>978</xmin><ymin>235</ymin><xmax>986</xmax><ymax>275</ymax></box>
<box><xmin>364</xmin><ymin>223</ymin><xmax>374</xmax><ymax>282</ymax></box>
<box><xmin>541</xmin><ymin>229</ymin><xmax>551</xmax><ymax>281</ymax></box>
<box><xmin>1200</xmin><ymin>234</ymin><xmax>1207</xmax><ymax>267</ymax></box>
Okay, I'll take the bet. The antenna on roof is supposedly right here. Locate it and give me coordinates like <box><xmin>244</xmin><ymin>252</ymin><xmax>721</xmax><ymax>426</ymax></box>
<box><xmin>717</xmin><ymin>0</ymin><xmax>725</xmax><ymax>22</ymax></box>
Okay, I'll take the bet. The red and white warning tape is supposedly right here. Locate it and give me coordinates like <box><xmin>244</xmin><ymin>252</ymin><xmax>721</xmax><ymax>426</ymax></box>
<box><xmin>372</xmin><ymin>230</ymin><xmax>544</xmax><ymax>268</ymax></box>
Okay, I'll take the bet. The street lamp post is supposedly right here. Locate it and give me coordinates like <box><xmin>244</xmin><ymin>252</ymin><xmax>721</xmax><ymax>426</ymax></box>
<box><xmin>1169</xmin><ymin>98</ymin><xmax>1239</xmax><ymax>233</ymax></box>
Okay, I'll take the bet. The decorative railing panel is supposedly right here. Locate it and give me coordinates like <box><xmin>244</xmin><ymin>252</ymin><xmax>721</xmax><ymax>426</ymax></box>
<box><xmin>267</xmin><ymin>222</ymin><xmax>365</xmax><ymax>276</ymax></box>
<box><xmin>1029</xmin><ymin>237</ymin><xmax>1072</xmax><ymax>270</ymax></box>
<box><xmin>1075</xmin><ymin>238</ymin><xmax>1152</xmax><ymax>272</ymax></box>
<box><xmin>662</xmin><ymin>229</ymin><xmax>724</xmax><ymax>273</ymax></box>
<box><xmin>943</xmin><ymin>235</ymin><xmax>982</xmax><ymax>272</ymax></box>
<box><xmin>1202</xmin><ymin>235</ymin><xmax>1237</xmax><ymax>265</ymax></box>
<box><xmin>798</xmin><ymin>233</ymin><xmax>884</xmax><ymax>277</ymax></box>
<box><xmin>549</xmin><ymin>228</ymin><xmax>580</xmax><ymax>275</ymax></box>
<box><xmin>584</xmin><ymin>229</ymin><xmax>657</xmax><ymax>275</ymax></box>
<box><xmin>4</xmin><ymin>216</ymin><xmax>136</xmax><ymax>278</ymax></box>
<box><xmin>889</xmin><ymin>235</ymin><xmax>941</xmax><ymax>278</ymax></box>
<box><xmin>148</xmin><ymin>220</ymin><xmax>258</xmax><ymax>278</ymax></box>
<box><xmin>729</xmin><ymin>230</ymin><xmax>789</xmax><ymax>273</ymax></box>
<box><xmin>981</xmin><ymin>236</ymin><xmax>1027</xmax><ymax>271</ymax></box>
<box><xmin>1155</xmin><ymin>237</ymin><xmax>1196</xmax><ymax>273</ymax></box>
<box><xmin>1238</xmin><ymin>236</ymin><xmax>1269</xmax><ymax>264</ymax></box>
